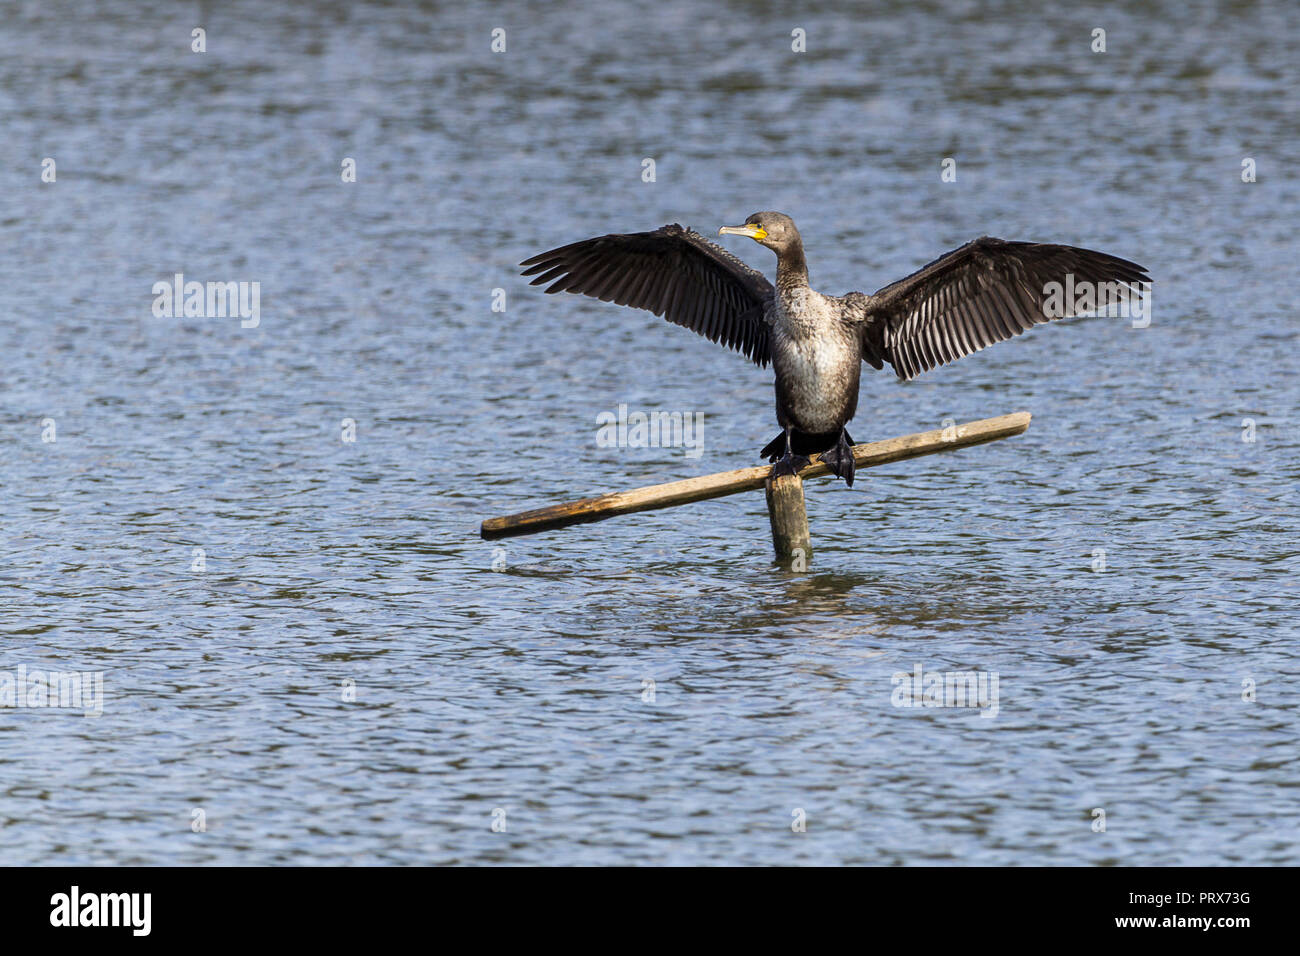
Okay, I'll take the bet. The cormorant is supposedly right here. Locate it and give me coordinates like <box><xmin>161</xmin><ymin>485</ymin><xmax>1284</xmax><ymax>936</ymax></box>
<box><xmin>520</xmin><ymin>212</ymin><xmax>1149</xmax><ymax>487</ymax></box>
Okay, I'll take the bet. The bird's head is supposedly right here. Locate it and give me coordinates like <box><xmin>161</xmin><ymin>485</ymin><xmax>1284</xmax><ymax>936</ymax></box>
<box><xmin>718</xmin><ymin>211</ymin><xmax>800</xmax><ymax>255</ymax></box>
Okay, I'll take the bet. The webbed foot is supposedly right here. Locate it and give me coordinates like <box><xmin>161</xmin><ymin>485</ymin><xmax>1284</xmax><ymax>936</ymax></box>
<box><xmin>818</xmin><ymin>429</ymin><xmax>857</xmax><ymax>487</ymax></box>
<box><xmin>771</xmin><ymin>453</ymin><xmax>811</xmax><ymax>479</ymax></box>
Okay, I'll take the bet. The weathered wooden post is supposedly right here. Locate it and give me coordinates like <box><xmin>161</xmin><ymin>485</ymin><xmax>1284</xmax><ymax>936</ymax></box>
<box><xmin>480</xmin><ymin>412</ymin><xmax>1032</xmax><ymax>566</ymax></box>
<box><xmin>765</xmin><ymin>474</ymin><xmax>810</xmax><ymax>566</ymax></box>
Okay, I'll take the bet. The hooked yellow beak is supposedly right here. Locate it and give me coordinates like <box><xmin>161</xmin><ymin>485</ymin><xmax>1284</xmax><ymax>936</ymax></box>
<box><xmin>718</xmin><ymin>223</ymin><xmax>767</xmax><ymax>241</ymax></box>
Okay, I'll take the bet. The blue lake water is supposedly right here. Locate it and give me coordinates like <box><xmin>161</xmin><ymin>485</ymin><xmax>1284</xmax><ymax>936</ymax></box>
<box><xmin>1</xmin><ymin>0</ymin><xmax>1297</xmax><ymax>864</ymax></box>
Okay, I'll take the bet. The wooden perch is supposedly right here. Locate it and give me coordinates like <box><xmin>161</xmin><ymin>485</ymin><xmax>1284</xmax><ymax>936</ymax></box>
<box><xmin>765</xmin><ymin>473</ymin><xmax>812</xmax><ymax>564</ymax></box>
<box><xmin>481</xmin><ymin>411</ymin><xmax>1031</xmax><ymax>547</ymax></box>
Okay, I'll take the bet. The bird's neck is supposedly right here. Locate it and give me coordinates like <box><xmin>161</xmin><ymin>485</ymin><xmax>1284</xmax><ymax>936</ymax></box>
<box><xmin>775</xmin><ymin>243</ymin><xmax>810</xmax><ymax>292</ymax></box>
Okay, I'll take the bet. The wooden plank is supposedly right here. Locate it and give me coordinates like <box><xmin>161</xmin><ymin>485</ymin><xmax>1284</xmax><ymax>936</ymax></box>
<box><xmin>480</xmin><ymin>411</ymin><xmax>1031</xmax><ymax>540</ymax></box>
<box><xmin>765</xmin><ymin>474</ymin><xmax>811</xmax><ymax>564</ymax></box>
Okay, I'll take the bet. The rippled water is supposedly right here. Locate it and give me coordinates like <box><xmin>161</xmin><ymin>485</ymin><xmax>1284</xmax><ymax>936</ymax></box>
<box><xmin>2</xmin><ymin>0</ymin><xmax>1297</xmax><ymax>865</ymax></box>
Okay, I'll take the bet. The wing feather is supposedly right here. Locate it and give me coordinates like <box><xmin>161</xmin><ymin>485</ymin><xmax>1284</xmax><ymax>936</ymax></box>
<box><xmin>846</xmin><ymin>237</ymin><xmax>1150</xmax><ymax>381</ymax></box>
<box><xmin>521</xmin><ymin>224</ymin><xmax>774</xmax><ymax>366</ymax></box>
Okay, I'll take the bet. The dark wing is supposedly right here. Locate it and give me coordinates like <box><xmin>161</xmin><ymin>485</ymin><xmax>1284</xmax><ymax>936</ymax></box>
<box><xmin>849</xmin><ymin>237</ymin><xmax>1150</xmax><ymax>382</ymax></box>
<box><xmin>520</xmin><ymin>224</ymin><xmax>774</xmax><ymax>366</ymax></box>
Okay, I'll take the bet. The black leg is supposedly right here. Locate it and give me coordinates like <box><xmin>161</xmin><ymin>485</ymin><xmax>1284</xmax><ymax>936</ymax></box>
<box><xmin>770</xmin><ymin>426</ymin><xmax>810</xmax><ymax>478</ymax></box>
<box><xmin>818</xmin><ymin>428</ymin><xmax>857</xmax><ymax>487</ymax></box>
<box><xmin>837</xmin><ymin>429</ymin><xmax>856</xmax><ymax>487</ymax></box>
